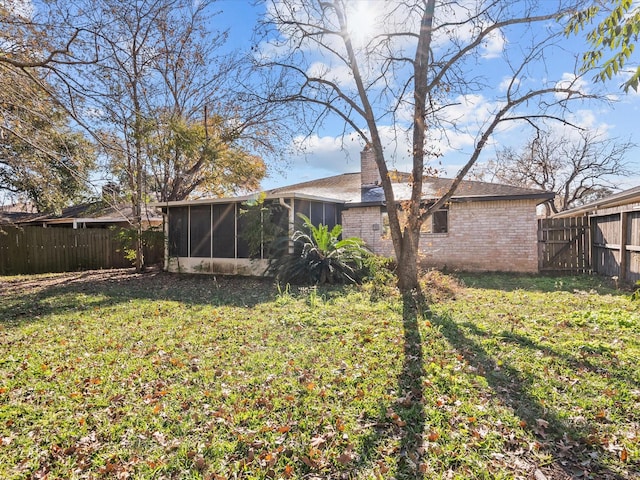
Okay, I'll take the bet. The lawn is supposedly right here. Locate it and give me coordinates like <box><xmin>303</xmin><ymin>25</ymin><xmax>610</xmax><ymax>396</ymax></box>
<box><xmin>0</xmin><ymin>269</ymin><xmax>638</xmax><ymax>479</ymax></box>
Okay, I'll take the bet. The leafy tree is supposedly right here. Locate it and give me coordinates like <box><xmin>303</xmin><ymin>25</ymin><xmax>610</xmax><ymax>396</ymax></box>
<box><xmin>0</xmin><ymin>1</ymin><xmax>96</xmax><ymax>211</ymax></box>
<box><xmin>482</xmin><ymin>130</ymin><xmax>634</xmax><ymax>215</ymax></box>
<box><xmin>146</xmin><ymin>114</ymin><xmax>266</xmax><ymax>202</ymax></box>
<box><xmin>0</xmin><ymin>69</ymin><xmax>94</xmax><ymax>212</ymax></box>
<box><xmin>267</xmin><ymin>214</ymin><xmax>370</xmax><ymax>285</ymax></box>
<box><xmin>256</xmin><ymin>0</ymin><xmax>599</xmax><ymax>294</ymax></box>
<box><xmin>567</xmin><ymin>0</ymin><xmax>640</xmax><ymax>91</ymax></box>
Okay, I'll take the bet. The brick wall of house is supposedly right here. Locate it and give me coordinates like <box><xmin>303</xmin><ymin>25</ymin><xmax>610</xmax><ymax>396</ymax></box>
<box><xmin>341</xmin><ymin>206</ymin><xmax>394</xmax><ymax>257</ymax></box>
<box><xmin>342</xmin><ymin>199</ymin><xmax>540</xmax><ymax>272</ymax></box>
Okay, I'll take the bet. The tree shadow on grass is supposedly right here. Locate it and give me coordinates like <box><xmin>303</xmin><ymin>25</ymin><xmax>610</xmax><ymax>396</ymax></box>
<box><xmin>434</xmin><ymin>311</ymin><xmax>632</xmax><ymax>480</ymax></box>
<box><xmin>459</xmin><ymin>322</ymin><xmax>640</xmax><ymax>389</ymax></box>
<box><xmin>0</xmin><ymin>269</ymin><xmax>278</xmax><ymax>328</ymax></box>
<box><xmin>395</xmin><ymin>292</ymin><xmax>428</xmax><ymax>478</ymax></box>
<box><xmin>351</xmin><ymin>291</ymin><xmax>428</xmax><ymax>479</ymax></box>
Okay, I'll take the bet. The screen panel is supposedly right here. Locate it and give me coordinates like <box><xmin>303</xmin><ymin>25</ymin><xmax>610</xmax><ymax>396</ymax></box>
<box><xmin>168</xmin><ymin>207</ymin><xmax>189</xmax><ymax>257</ymax></box>
<box><xmin>190</xmin><ymin>205</ymin><xmax>212</xmax><ymax>257</ymax></box>
<box><xmin>213</xmin><ymin>203</ymin><xmax>236</xmax><ymax>258</ymax></box>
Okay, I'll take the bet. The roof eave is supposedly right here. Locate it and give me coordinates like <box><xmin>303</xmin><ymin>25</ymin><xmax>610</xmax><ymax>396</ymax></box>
<box><xmin>553</xmin><ymin>191</ymin><xmax>640</xmax><ymax>218</ymax></box>
<box><xmin>446</xmin><ymin>193</ymin><xmax>555</xmax><ymax>205</ymax></box>
<box><xmin>153</xmin><ymin>192</ymin><xmax>349</xmax><ymax>209</ymax></box>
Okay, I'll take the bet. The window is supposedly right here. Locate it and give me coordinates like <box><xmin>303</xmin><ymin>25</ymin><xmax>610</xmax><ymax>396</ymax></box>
<box><xmin>294</xmin><ymin>199</ymin><xmax>311</xmax><ymax>224</ymax></box>
<box><xmin>236</xmin><ymin>211</ymin><xmax>251</xmax><ymax>259</ymax></box>
<box><xmin>425</xmin><ymin>209</ymin><xmax>448</xmax><ymax>234</ymax></box>
<box><xmin>324</xmin><ymin>203</ymin><xmax>337</xmax><ymax>230</ymax></box>
<box><xmin>381</xmin><ymin>206</ymin><xmax>448</xmax><ymax>237</ymax></box>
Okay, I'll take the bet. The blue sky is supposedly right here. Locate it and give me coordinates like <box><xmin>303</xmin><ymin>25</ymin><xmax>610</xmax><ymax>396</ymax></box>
<box><xmin>216</xmin><ymin>0</ymin><xmax>640</xmax><ymax>192</ymax></box>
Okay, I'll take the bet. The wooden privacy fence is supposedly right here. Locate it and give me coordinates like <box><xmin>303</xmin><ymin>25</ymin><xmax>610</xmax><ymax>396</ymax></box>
<box><xmin>591</xmin><ymin>210</ymin><xmax>640</xmax><ymax>283</ymax></box>
<box><xmin>0</xmin><ymin>226</ymin><xmax>164</xmax><ymax>275</ymax></box>
<box><xmin>538</xmin><ymin>216</ymin><xmax>590</xmax><ymax>273</ymax></box>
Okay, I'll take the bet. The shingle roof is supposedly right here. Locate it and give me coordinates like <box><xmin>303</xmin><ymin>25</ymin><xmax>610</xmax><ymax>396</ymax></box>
<box><xmin>267</xmin><ymin>172</ymin><xmax>553</xmax><ymax>205</ymax></box>
<box><xmin>12</xmin><ymin>202</ymin><xmax>162</xmax><ymax>225</ymax></box>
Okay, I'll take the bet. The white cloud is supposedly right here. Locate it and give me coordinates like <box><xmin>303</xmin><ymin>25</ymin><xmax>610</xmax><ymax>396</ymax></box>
<box><xmin>5</xmin><ymin>0</ymin><xmax>33</xmax><ymax>18</ymax></box>
<box><xmin>440</xmin><ymin>94</ymin><xmax>499</xmax><ymax>129</ymax></box>
<box><xmin>498</xmin><ymin>76</ymin><xmax>520</xmax><ymax>92</ymax></box>
<box><xmin>306</xmin><ymin>61</ymin><xmax>355</xmax><ymax>88</ymax></box>
<box><xmin>480</xmin><ymin>29</ymin><xmax>505</xmax><ymax>59</ymax></box>
<box><xmin>555</xmin><ymin>72</ymin><xmax>590</xmax><ymax>99</ymax></box>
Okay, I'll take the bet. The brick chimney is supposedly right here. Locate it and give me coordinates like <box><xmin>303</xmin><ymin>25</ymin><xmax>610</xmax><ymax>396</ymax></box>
<box><xmin>360</xmin><ymin>145</ymin><xmax>380</xmax><ymax>186</ymax></box>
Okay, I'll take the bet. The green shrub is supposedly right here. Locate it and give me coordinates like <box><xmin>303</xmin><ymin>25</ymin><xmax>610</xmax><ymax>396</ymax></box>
<box><xmin>361</xmin><ymin>255</ymin><xmax>398</xmax><ymax>299</ymax></box>
<box><xmin>266</xmin><ymin>214</ymin><xmax>370</xmax><ymax>285</ymax></box>
<box><xmin>114</xmin><ymin>226</ymin><xmax>164</xmax><ymax>265</ymax></box>
<box><xmin>632</xmin><ymin>280</ymin><xmax>640</xmax><ymax>301</ymax></box>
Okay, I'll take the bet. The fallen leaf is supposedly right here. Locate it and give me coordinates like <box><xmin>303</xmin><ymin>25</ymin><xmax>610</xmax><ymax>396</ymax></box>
<box><xmin>193</xmin><ymin>454</ymin><xmax>206</xmax><ymax>471</ymax></box>
<box><xmin>337</xmin><ymin>451</ymin><xmax>354</xmax><ymax>465</ymax></box>
<box><xmin>310</xmin><ymin>435</ymin><xmax>326</xmax><ymax>448</ymax></box>
<box><xmin>536</xmin><ymin>418</ymin><xmax>549</xmax><ymax>430</ymax></box>
<box><xmin>534</xmin><ymin>469</ymin><xmax>548</xmax><ymax>480</ymax></box>
<box><xmin>620</xmin><ymin>448</ymin><xmax>628</xmax><ymax>462</ymax></box>
<box><xmin>152</xmin><ymin>431</ymin><xmax>167</xmax><ymax>447</ymax></box>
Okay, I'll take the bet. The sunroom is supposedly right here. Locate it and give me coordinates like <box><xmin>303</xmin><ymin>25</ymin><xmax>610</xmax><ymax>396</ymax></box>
<box><xmin>158</xmin><ymin>194</ymin><xmax>344</xmax><ymax>275</ymax></box>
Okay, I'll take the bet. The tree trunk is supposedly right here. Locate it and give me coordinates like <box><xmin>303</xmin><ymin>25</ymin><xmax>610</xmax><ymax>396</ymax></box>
<box><xmin>396</xmin><ymin>229</ymin><xmax>420</xmax><ymax>293</ymax></box>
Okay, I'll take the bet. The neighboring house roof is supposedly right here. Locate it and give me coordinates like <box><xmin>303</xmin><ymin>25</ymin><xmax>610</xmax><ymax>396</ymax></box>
<box><xmin>14</xmin><ymin>202</ymin><xmax>163</xmax><ymax>227</ymax></box>
<box><xmin>553</xmin><ymin>185</ymin><xmax>640</xmax><ymax>218</ymax></box>
<box><xmin>0</xmin><ymin>211</ymin><xmax>42</xmax><ymax>225</ymax></box>
<box><xmin>0</xmin><ymin>203</ymin><xmax>39</xmax><ymax>225</ymax></box>
<box><xmin>267</xmin><ymin>172</ymin><xmax>554</xmax><ymax>206</ymax></box>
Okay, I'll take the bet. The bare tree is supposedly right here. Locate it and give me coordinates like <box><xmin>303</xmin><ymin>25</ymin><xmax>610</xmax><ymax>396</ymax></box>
<box><xmin>72</xmin><ymin>0</ymin><xmax>264</xmax><ymax>270</ymax></box>
<box><xmin>255</xmin><ymin>0</ymin><xmax>599</xmax><ymax>294</ymax></box>
<box><xmin>482</xmin><ymin>130</ymin><xmax>634</xmax><ymax>215</ymax></box>
<box><xmin>142</xmin><ymin>12</ymin><xmax>273</xmax><ymax>202</ymax></box>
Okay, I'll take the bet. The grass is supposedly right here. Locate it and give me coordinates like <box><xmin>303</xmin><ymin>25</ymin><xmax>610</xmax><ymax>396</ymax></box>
<box><xmin>0</xmin><ymin>269</ymin><xmax>638</xmax><ymax>479</ymax></box>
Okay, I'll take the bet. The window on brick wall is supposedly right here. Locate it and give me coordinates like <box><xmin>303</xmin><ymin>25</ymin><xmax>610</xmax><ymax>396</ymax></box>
<box><xmin>427</xmin><ymin>210</ymin><xmax>448</xmax><ymax>233</ymax></box>
<box><xmin>381</xmin><ymin>206</ymin><xmax>448</xmax><ymax>238</ymax></box>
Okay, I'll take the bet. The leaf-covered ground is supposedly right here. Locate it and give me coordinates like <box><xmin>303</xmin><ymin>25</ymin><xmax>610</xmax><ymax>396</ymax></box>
<box><xmin>0</xmin><ymin>269</ymin><xmax>638</xmax><ymax>479</ymax></box>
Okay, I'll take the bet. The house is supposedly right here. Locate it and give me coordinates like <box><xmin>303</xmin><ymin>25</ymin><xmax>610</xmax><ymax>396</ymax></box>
<box><xmin>552</xmin><ymin>186</ymin><xmax>640</xmax><ymax>283</ymax></box>
<box><xmin>12</xmin><ymin>202</ymin><xmax>163</xmax><ymax>230</ymax></box>
<box><xmin>157</xmin><ymin>149</ymin><xmax>554</xmax><ymax>275</ymax></box>
<box><xmin>0</xmin><ymin>203</ymin><xmax>41</xmax><ymax>226</ymax></box>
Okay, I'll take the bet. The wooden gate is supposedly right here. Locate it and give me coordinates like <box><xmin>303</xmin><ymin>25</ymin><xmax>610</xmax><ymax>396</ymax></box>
<box><xmin>538</xmin><ymin>216</ymin><xmax>590</xmax><ymax>273</ymax></box>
